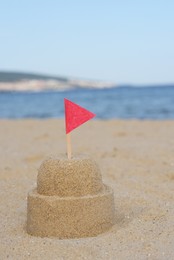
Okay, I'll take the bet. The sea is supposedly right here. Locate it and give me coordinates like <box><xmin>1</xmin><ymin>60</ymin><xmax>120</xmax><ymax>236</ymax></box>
<box><xmin>0</xmin><ymin>86</ymin><xmax>174</xmax><ymax>119</ymax></box>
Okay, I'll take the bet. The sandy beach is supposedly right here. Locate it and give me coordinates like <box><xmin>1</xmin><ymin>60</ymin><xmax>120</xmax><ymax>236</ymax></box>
<box><xmin>0</xmin><ymin>119</ymin><xmax>174</xmax><ymax>259</ymax></box>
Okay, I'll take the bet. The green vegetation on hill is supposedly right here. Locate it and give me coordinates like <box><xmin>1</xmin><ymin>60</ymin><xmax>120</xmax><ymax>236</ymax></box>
<box><xmin>0</xmin><ymin>71</ymin><xmax>68</xmax><ymax>82</ymax></box>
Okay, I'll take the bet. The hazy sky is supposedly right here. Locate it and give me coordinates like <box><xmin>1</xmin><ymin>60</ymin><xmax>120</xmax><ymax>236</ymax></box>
<box><xmin>1</xmin><ymin>0</ymin><xmax>174</xmax><ymax>84</ymax></box>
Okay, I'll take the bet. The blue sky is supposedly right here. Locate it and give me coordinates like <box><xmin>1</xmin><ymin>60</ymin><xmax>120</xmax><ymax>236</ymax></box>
<box><xmin>1</xmin><ymin>0</ymin><xmax>174</xmax><ymax>84</ymax></box>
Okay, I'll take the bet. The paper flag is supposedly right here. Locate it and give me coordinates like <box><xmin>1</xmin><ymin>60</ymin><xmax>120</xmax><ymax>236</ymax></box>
<box><xmin>64</xmin><ymin>99</ymin><xmax>96</xmax><ymax>134</ymax></box>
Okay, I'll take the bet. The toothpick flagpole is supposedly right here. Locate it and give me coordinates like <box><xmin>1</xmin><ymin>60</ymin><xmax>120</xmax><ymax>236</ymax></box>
<box><xmin>66</xmin><ymin>133</ymin><xmax>72</xmax><ymax>159</ymax></box>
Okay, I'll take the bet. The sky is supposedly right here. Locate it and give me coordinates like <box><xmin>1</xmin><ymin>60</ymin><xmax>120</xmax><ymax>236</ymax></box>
<box><xmin>0</xmin><ymin>0</ymin><xmax>174</xmax><ymax>85</ymax></box>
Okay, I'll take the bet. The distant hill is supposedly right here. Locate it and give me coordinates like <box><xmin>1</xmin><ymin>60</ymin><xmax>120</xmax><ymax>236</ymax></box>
<box><xmin>0</xmin><ymin>71</ymin><xmax>116</xmax><ymax>91</ymax></box>
<box><xmin>0</xmin><ymin>71</ymin><xmax>68</xmax><ymax>82</ymax></box>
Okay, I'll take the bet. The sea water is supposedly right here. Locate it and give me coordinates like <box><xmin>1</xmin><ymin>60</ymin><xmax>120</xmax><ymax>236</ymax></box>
<box><xmin>0</xmin><ymin>86</ymin><xmax>174</xmax><ymax>119</ymax></box>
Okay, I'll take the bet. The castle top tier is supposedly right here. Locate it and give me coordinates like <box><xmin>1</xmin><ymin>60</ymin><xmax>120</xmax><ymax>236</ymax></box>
<box><xmin>37</xmin><ymin>155</ymin><xmax>104</xmax><ymax>197</ymax></box>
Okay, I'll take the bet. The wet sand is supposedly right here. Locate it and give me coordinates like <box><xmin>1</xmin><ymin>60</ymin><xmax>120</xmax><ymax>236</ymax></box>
<box><xmin>0</xmin><ymin>119</ymin><xmax>174</xmax><ymax>259</ymax></box>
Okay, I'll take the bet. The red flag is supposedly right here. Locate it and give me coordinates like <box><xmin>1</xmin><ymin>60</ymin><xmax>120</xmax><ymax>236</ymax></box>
<box><xmin>64</xmin><ymin>99</ymin><xmax>96</xmax><ymax>134</ymax></box>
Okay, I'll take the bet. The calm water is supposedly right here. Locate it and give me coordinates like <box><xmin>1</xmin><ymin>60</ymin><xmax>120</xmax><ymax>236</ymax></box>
<box><xmin>0</xmin><ymin>86</ymin><xmax>174</xmax><ymax>119</ymax></box>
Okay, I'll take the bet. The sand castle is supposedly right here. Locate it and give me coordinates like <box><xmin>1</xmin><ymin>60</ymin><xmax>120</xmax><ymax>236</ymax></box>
<box><xmin>27</xmin><ymin>155</ymin><xmax>115</xmax><ymax>238</ymax></box>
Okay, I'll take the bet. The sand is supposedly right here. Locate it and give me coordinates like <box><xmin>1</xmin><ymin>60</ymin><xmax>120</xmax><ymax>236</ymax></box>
<box><xmin>0</xmin><ymin>119</ymin><xmax>174</xmax><ymax>259</ymax></box>
<box><xmin>27</xmin><ymin>156</ymin><xmax>115</xmax><ymax>238</ymax></box>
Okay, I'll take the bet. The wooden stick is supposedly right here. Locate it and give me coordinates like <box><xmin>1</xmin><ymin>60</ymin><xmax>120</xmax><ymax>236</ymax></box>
<box><xmin>66</xmin><ymin>133</ymin><xmax>72</xmax><ymax>159</ymax></box>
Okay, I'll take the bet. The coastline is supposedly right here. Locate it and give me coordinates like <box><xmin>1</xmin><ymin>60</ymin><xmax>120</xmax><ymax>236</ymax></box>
<box><xmin>0</xmin><ymin>119</ymin><xmax>174</xmax><ymax>259</ymax></box>
<box><xmin>0</xmin><ymin>80</ymin><xmax>115</xmax><ymax>92</ymax></box>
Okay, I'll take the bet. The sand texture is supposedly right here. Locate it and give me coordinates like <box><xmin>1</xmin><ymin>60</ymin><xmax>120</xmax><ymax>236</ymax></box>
<box><xmin>27</xmin><ymin>185</ymin><xmax>115</xmax><ymax>238</ymax></box>
<box><xmin>27</xmin><ymin>156</ymin><xmax>115</xmax><ymax>238</ymax></box>
<box><xmin>37</xmin><ymin>156</ymin><xmax>104</xmax><ymax>197</ymax></box>
<box><xmin>0</xmin><ymin>119</ymin><xmax>174</xmax><ymax>259</ymax></box>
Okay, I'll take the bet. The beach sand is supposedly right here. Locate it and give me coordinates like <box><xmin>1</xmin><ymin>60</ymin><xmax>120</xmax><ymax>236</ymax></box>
<box><xmin>0</xmin><ymin>119</ymin><xmax>174</xmax><ymax>259</ymax></box>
